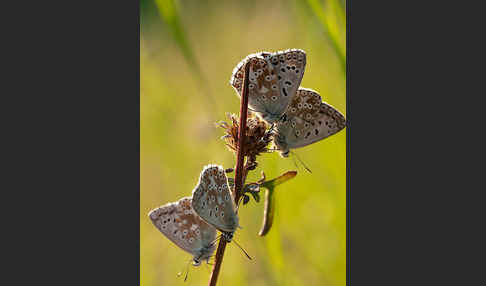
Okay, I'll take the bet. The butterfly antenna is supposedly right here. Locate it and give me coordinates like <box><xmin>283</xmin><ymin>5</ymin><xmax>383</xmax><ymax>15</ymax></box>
<box><xmin>183</xmin><ymin>260</ymin><xmax>191</xmax><ymax>282</ymax></box>
<box><xmin>204</xmin><ymin>262</ymin><xmax>212</xmax><ymax>273</ymax></box>
<box><xmin>233</xmin><ymin>239</ymin><xmax>252</xmax><ymax>260</ymax></box>
<box><xmin>210</xmin><ymin>234</ymin><xmax>222</xmax><ymax>246</ymax></box>
<box><xmin>291</xmin><ymin>151</ymin><xmax>312</xmax><ymax>173</ymax></box>
<box><xmin>291</xmin><ymin>152</ymin><xmax>300</xmax><ymax>170</ymax></box>
<box><xmin>177</xmin><ymin>259</ymin><xmax>192</xmax><ymax>282</ymax></box>
<box><xmin>268</xmin><ymin>123</ymin><xmax>276</xmax><ymax>133</ymax></box>
<box><xmin>206</xmin><ymin>254</ymin><xmax>216</xmax><ymax>265</ymax></box>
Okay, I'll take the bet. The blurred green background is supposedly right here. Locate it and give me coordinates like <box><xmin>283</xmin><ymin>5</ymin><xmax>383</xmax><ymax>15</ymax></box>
<box><xmin>140</xmin><ymin>0</ymin><xmax>346</xmax><ymax>285</ymax></box>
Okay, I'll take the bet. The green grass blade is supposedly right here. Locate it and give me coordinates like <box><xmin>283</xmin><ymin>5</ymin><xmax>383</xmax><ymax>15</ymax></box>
<box><xmin>153</xmin><ymin>0</ymin><xmax>202</xmax><ymax>79</ymax></box>
<box><xmin>304</xmin><ymin>0</ymin><xmax>346</xmax><ymax>73</ymax></box>
<box><xmin>260</xmin><ymin>171</ymin><xmax>298</xmax><ymax>190</ymax></box>
<box><xmin>153</xmin><ymin>0</ymin><xmax>218</xmax><ymax>112</ymax></box>
<box><xmin>259</xmin><ymin>171</ymin><xmax>297</xmax><ymax>236</ymax></box>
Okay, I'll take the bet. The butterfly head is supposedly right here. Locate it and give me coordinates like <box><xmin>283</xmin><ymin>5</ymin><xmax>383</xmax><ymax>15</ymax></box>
<box><xmin>192</xmin><ymin>258</ymin><xmax>202</xmax><ymax>266</ymax></box>
<box><xmin>193</xmin><ymin>242</ymin><xmax>216</xmax><ymax>266</ymax></box>
<box><xmin>280</xmin><ymin>150</ymin><xmax>290</xmax><ymax>158</ymax></box>
<box><xmin>222</xmin><ymin>231</ymin><xmax>234</xmax><ymax>243</ymax></box>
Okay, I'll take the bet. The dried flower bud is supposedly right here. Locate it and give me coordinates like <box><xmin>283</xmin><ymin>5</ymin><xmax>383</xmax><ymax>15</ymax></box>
<box><xmin>217</xmin><ymin>113</ymin><xmax>272</xmax><ymax>159</ymax></box>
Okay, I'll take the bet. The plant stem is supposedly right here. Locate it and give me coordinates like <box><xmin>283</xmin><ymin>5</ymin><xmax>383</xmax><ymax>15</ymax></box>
<box><xmin>208</xmin><ymin>61</ymin><xmax>250</xmax><ymax>286</ymax></box>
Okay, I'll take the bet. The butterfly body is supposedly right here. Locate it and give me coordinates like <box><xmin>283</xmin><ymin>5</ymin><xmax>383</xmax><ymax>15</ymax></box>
<box><xmin>192</xmin><ymin>165</ymin><xmax>239</xmax><ymax>242</ymax></box>
<box><xmin>231</xmin><ymin>49</ymin><xmax>346</xmax><ymax>155</ymax></box>
<box><xmin>148</xmin><ymin>197</ymin><xmax>217</xmax><ymax>265</ymax></box>
<box><xmin>273</xmin><ymin>88</ymin><xmax>346</xmax><ymax>157</ymax></box>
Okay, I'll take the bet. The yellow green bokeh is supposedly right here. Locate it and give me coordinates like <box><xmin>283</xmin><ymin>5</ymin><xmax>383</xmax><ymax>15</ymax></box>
<box><xmin>141</xmin><ymin>1</ymin><xmax>346</xmax><ymax>285</ymax></box>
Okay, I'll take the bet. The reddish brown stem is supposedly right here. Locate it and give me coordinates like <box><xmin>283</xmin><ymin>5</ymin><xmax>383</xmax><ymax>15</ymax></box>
<box><xmin>208</xmin><ymin>61</ymin><xmax>250</xmax><ymax>286</ymax></box>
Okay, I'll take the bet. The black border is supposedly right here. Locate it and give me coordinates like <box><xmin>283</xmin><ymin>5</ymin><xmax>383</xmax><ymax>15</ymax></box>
<box><xmin>4</xmin><ymin>1</ymin><xmax>140</xmax><ymax>284</ymax></box>
<box><xmin>3</xmin><ymin>0</ymin><xmax>482</xmax><ymax>284</ymax></box>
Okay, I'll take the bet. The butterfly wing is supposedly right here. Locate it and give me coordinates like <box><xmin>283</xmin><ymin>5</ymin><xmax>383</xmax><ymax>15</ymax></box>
<box><xmin>149</xmin><ymin>197</ymin><xmax>217</xmax><ymax>259</ymax></box>
<box><xmin>192</xmin><ymin>165</ymin><xmax>239</xmax><ymax>233</ymax></box>
<box><xmin>275</xmin><ymin>88</ymin><xmax>346</xmax><ymax>151</ymax></box>
<box><xmin>230</xmin><ymin>54</ymin><xmax>283</xmax><ymax>123</ymax></box>
<box><xmin>261</xmin><ymin>49</ymin><xmax>306</xmax><ymax>118</ymax></box>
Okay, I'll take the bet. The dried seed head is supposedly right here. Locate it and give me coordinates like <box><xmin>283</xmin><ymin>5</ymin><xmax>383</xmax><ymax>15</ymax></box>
<box><xmin>217</xmin><ymin>113</ymin><xmax>272</xmax><ymax>160</ymax></box>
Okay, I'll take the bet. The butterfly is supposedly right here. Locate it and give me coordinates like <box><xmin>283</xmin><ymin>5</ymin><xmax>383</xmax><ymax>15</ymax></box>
<box><xmin>191</xmin><ymin>164</ymin><xmax>239</xmax><ymax>243</ymax></box>
<box><xmin>230</xmin><ymin>49</ymin><xmax>306</xmax><ymax>124</ymax></box>
<box><xmin>273</xmin><ymin>88</ymin><xmax>346</xmax><ymax>157</ymax></box>
<box><xmin>148</xmin><ymin>196</ymin><xmax>217</xmax><ymax>266</ymax></box>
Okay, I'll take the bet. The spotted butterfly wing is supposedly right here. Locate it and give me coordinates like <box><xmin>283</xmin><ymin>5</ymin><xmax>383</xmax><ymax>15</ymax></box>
<box><xmin>149</xmin><ymin>197</ymin><xmax>217</xmax><ymax>264</ymax></box>
<box><xmin>274</xmin><ymin>88</ymin><xmax>346</xmax><ymax>157</ymax></box>
<box><xmin>261</xmin><ymin>49</ymin><xmax>306</xmax><ymax>117</ymax></box>
<box><xmin>230</xmin><ymin>49</ymin><xmax>306</xmax><ymax>124</ymax></box>
<box><xmin>230</xmin><ymin>55</ymin><xmax>281</xmax><ymax>123</ymax></box>
<box><xmin>191</xmin><ymin>165</ymin><xmax>239</xmax><ymax>234</ymax></box>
